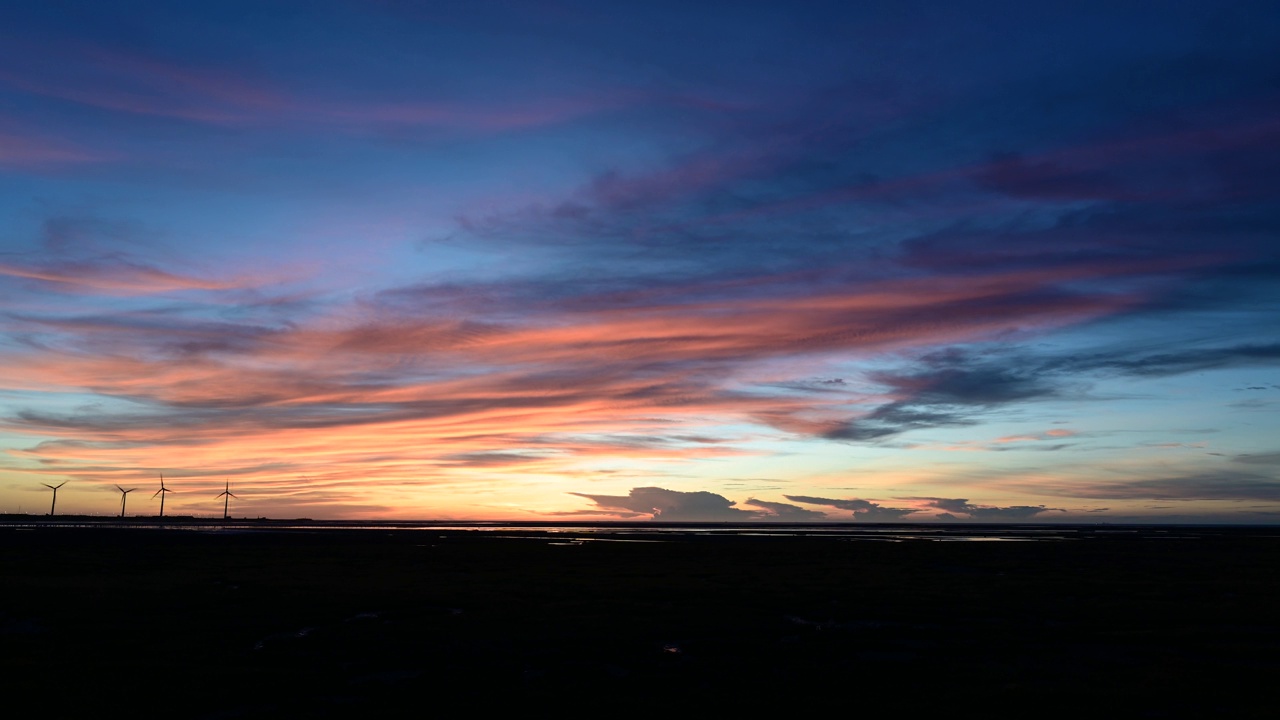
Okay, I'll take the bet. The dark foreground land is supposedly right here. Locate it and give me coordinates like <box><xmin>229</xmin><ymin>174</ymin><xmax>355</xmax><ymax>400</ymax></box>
<box><xmin>3</xmin><ymin>523</ymin><xmax>1278</xmax><ymax>717</ymax></box>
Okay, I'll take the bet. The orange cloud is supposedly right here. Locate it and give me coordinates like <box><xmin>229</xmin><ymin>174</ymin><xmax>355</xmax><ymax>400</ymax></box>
<box><xmin>0</xmin><ymin>264</ymin><xmax>1144</xmax><ymax>517</ymax></box>
<box><xmin>993</xmin><ymin>429</ymin><xmax>1078</xmax><ymax>444</ymax></box>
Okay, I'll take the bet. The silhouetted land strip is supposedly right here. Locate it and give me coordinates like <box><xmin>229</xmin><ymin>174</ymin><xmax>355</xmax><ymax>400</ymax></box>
<box><xmin>2</xmin><ymin>523</ymin><xmax>1277</xmax><ymax>716</ymax></box>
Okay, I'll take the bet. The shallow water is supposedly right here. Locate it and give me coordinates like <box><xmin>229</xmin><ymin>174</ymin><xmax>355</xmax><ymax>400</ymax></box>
<box><xmin>4</xmin><ymin>516</ymin><xmax>1275</xmax><ymax>542</ymax></box>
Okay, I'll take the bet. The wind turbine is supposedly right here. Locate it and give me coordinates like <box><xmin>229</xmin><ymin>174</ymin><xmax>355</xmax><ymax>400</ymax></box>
<box><xmin>215</xmin><ymin>479</ymin><xmax>238</xmax><ymax>520</ymax></box>
<box><xmin>153</xmin><ymin>474</ymin><xmax>173</xmax><ymax>517</ymax></box>
<box><xmin>116</xmin><ymin>485</ymin><xmax>137</xmax><ymax>517</ymax></box>
<box><xmin>42</xmin><ymin>481</ymin><xmax>67</xmax><ymax>515</ymax></box>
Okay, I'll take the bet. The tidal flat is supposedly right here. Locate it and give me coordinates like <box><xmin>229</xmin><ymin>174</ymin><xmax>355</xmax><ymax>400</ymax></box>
<box><xmin>2</xmin><ymin>523</ymin><xmax>1277</xmax><ymax>717</ymax></box>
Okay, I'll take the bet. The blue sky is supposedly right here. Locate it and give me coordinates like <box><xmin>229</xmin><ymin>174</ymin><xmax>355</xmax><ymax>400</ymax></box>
<box><xmin>1</xmin><ymin>1</ymin><xmax>1278</xmax><ymax>521</ymax></box>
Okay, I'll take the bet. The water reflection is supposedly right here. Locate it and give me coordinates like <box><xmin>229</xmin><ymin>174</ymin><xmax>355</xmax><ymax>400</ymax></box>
<box><xmin>12</xmin><ymin>517</ymin><xmax>1266</xmax><ymax>543</ymax></box>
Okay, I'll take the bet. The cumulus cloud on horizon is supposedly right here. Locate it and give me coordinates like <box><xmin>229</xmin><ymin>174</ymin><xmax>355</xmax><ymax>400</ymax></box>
<box><xmin>569</xmin><ymin>486</ymin><xmax>759</xmax><ymax>521</ymax></box>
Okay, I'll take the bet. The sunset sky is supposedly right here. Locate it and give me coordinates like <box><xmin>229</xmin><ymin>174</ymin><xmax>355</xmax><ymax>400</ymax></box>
<box><xmin>2</xmin><ymin>1</ymin><xmax>1278</xmax><ymax>521</ymax></box>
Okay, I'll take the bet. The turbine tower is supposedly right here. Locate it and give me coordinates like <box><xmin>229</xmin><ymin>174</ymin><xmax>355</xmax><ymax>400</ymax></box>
<box><xmin>215</xmin><ymin>479</ymin><xmax>238</xmax><ymax>520</ymax></box>
<box><xmin>153</xmin><ymin>474</ymin><xmax>174</xmax><ymax>517</ymax></box>
<box><xmin>42</xmin><ymin>481</ymin><xmax>67</xmax><ymax>515</ymax></box>
<box><xmin>116</xmin><ymin>485</ymin><xmax>137</xmax><ymax>517</ymax></box>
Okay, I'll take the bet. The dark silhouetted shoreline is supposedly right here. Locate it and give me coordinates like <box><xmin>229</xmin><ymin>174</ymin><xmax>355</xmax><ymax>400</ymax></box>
<box><xmin>2</xmin><ymin>522</ymin><xmax>1277</xmax><ymax>716</ymax></box>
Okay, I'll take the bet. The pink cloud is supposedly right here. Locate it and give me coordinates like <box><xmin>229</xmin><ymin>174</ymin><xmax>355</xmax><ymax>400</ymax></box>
<box><xmin>0</xmin><ymin>259</ymin><xmax>251</xmax><ymax>295</ymax></box>
<box><xmin>659</xmin><ymin>107</ymin><xmax>1280</xmax><ymax>235</ymax></box>
<box><xmin>993</xmin><ymin>429</ymin><xmax>1078</xmax><ymax>444</ymax></box>
<box><xmin>0</xmin><ymin>129</ymin><xmax>110</xmax><ymax>167</ymax></box>
<box><xmin>0</xmin><ymin>262</ymin><xmax>1151</xmax><ymax>517</ymax></box>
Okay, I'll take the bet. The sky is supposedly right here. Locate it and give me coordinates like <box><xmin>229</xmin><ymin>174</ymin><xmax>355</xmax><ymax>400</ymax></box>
<box><xmin>1</xmin><ymin>1</ymin><xmax>1278</xmax><ymax>522</ymax></box>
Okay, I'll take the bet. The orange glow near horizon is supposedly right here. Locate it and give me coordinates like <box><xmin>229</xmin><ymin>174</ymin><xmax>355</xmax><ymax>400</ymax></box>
<box><xmin>0</xmin><ymin>263</ymin><xmax>1149</xmax><ymax>519</ymax></box>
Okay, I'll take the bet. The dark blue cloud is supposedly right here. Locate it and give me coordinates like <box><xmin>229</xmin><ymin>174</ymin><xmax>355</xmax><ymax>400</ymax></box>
<box><xmin>570</xmin><ymin>486</ymin><xmax>758</xmax><ymax>521</ymax></box>
<box><xmin>915</xmin><ymin>498</ymin><xmax>1064</xmax><ymax>520</ymax></box>
<box><xmin>1030</xmin><ymin>472</ymin><xmax>1280</xmax><ymax>502</ymax></box>
<box><xmin>742</xmin><ymin>497</ymin><xmax>828</xmax><ymax>520</ymax></box>
<box><xmin>785</xmin><ymin>495</ymin><xmax>917</xmax><ymax>520</ymax></box>
<box><xmin>821</xmin><ymin>342</ymin><xmax>1280</xmax><ymax>444</ymax></box>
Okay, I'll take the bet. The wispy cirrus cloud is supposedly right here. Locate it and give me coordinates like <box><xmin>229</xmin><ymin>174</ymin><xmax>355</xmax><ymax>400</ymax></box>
<box><xmin>0</xmin><ymin>261</ymin><xmax>1140</xmax><ymax>435</ymax></box>
<box><xmin>4</xmin><ymin>233</ymin><xmax>1267</xmax><ymax>515</ymax></box>
<box><xmin>809</xmin><ymin>340</ymin><xmax>1280</xmax><ymax>445</ymax></box>
<box><xmin>0</xmin><ymin>258</ymin><xmax>248</xmax><ymax>295</ymax></box>
<box><xmin>0</xmin><ymin>128</ymin><xmax>110</xmax><ymax>167</ymax></box>
<box><xmin>1235</xmin><ymin>451</ymin><xmax>1280</xmax><ymax>466</ymax></box>
<box><xmin>1017</xmin><ymin>471</ymin><xmax>1280</xmax><ymax>503</ymax></box>
<box><xmin>0</xmin><ymin>41</ymin><xmax>630</xmax><ymax>134</ymax></box>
